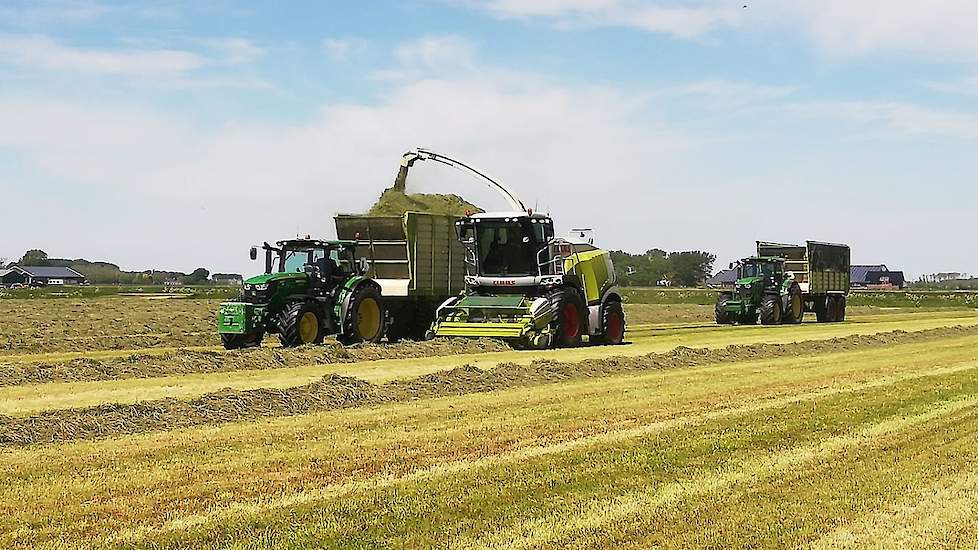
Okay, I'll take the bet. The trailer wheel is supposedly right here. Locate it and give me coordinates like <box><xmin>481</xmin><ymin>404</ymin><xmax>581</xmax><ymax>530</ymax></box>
<box><xmin>221</xmin><ymin>330</ymin><xmax>264</xmax><ymax>350</ymax></box>
<box><xmin>784</xmin><ymin>284</ymin><xmax>804</xmax><ymax>324</ymax></box>
<box><xmin>815</xmin><ymin>297</ymin><xmax>831</xmax><ymax>323</ymax></box>
<box><xmin>836</xmin><ymin>296</ymin><xmax>847</xmax><ymax>322</ymax></box>
<box><xmin>593</xmin><ymin>299</ymin><xmax>625</xmax><ymax>345</ymax></box>
<box><xmin>715</xmin><ymin>294</ymin><xmax>733</xmax><ymax>325</ymax></box>
<box><xmin>553</xmin><ymin>288</ymin><xmax>585</xmax><ymax>348</ymax></box>
<box><xmin>277</xmin><ymin>302</ymin><xmax>324</xmax><ymax>347</ymax></box>
<box><xmin>759</xmin><ymin>294</ymin><xmax>782</xmax><ymax>325</ymax></box>
<box><xmin>339</xmin><ymin>284</ymin><xmax>386</xmax><ymax>345</ymax></box>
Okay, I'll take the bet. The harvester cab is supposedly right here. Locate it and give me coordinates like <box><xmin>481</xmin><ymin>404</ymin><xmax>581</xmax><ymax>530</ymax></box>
<box><xmin>217</xmin><ymin>237</ymin><xmax>386</xmax><ymax>350</ymax></box>
<box><xmin>715</xmin><ymin>256</ymin><xmax>803</xmax><ymax>326</ymax></box>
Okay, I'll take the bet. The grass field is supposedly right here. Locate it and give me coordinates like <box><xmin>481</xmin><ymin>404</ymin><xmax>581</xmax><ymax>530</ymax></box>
<box><xmin>2</xmin><ymin>296</ymin><xmax>978</xmax><ymax>548</ymax></box>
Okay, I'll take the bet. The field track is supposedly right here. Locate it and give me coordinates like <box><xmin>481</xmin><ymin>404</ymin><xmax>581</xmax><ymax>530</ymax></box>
<box><xmin>2</xmin><ymin>301</ymin><xmax>978</xmax><ymax>548</ymax></box>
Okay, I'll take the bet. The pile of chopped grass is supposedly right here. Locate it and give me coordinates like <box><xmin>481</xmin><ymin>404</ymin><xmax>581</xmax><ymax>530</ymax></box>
<box><xmin>366</xmin><ymin>188</ymin><xmax>482</xmax><ymax>217</ymax></box>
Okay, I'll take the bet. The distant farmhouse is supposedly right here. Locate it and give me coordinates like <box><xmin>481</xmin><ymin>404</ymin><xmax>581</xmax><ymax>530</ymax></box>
<box><xmin>851</xmin><ymin>264</ymin><xmax>905</xmax><ymax>290</ymax></box>
<box><xmin>706</xmin><ymin>268</ymin><xmax>738</xmax><ymax>288</ymax></box>
<box><xmin>211</xmin><ymin>273</ymin><xmax>244</xmax><ymax>286</ymax></box>
<box><xmin>1</xmin><ymin>266</ymin><xmax>88</xmax><ymax>287</ymax></box>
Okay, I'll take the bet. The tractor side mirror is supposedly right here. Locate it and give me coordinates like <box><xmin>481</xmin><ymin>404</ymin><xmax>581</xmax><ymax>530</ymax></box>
<box><xmin>250</xmin><ymin>247</ymin><xmax>258</xmax><ymax>261</ymax></box>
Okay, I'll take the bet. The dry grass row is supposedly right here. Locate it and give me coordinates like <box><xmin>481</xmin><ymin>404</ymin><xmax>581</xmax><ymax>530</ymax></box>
<box><xmin>3</xmin><ymin>325</ymin><xmax>977</xmax><ymax>445</ymax></box>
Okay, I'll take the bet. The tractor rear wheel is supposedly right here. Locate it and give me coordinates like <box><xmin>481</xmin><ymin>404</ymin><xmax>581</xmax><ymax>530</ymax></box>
<box><xmin>221</xmin><ymin>330</ymin><xmax>264</xmax><ymax>350</ymax></box>
<box><xmin>759</xmin><ymin>294</ymin><xmax>782</xmax><ymax>325</ymax></box>
<box><xmin>715</xmin><ymin>294</ymin><xmax>733</xmax><ymax>325</ymax></box>
<box><xmin>338</xmin><ymin>285</ymin><xmax>386</xmax><ymax>345</ymax></box>
<box><xmin>277</xmin><ymin>302</ymin><xmax>324</xmax><ymax>347</ymax></box>
<box><xmin>553</xmin><ymin>288</ymin><xmax>585</xmax><ymax>348</ymax></box>
<box><xmin>784</xmin><ymin>284</ymin><xmax>804</xmax><ymax>324</ymax></box>
<box><xmin>593</xmin><ymin>299</ymin><xmax>625</xmax><ymax>345</ymax></box>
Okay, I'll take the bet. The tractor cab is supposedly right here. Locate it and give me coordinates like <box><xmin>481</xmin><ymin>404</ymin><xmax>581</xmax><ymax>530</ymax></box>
<box><xmin>735</xmin><ymin>257</ymin><xmax>786</xmax><ymax>290</ymax></box>
<box><xmin>242</xmin><ymin>239</ymin><xmax>362</xmax><ymax>304</ymax></box>
<box><xmin>454</xmin><ymin>212</ymin><xmax>564</xmax><ymax>291</ymax></box>
<box><xmin>256</xmin><ymin>239</ymin><xmax>358</xmax><ymax>277</ymax></box>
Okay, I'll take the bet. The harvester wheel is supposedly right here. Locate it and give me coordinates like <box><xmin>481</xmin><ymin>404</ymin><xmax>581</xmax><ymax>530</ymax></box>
<box><xmin>339</xmin><ymin>284</ymin><xmax>386</xmax><ymax>345</ymax></box>
<box><xmin>220</xmin><ymin>331</ymin><xmax>264</xmax><ymax>350</ymax></box>
<box><xmin>593</xmin><ymin>300</ymin><xmax>626</xmax><ymax>345</ymax></box>
<box><xmin>784</xmin><ymin>284</ymin><xmax>804</xmax><ymax>324</ymax></box>
<box><xmin>553</xmin><ymin>289</ymin><xmax>585</xmax><ymax>348</ymax></box>
<box><xmin>277</xmin><ymin>302</ymin><xmax>324</xmax><ymax>347</ymax></box>
<box><xmin>759</xmin><ymin>294</ymin><xmax>782</xmax><ymax>325</ymax></box>
<box><xmin>715</xmin><ymin>294</ymin><xmax>733</xmax><ymax>325</ymax></box>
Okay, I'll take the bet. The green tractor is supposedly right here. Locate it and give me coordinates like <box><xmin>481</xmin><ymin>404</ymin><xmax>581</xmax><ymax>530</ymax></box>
<box><xmin>715</xmin><ymin>257</ymin><xmax>804</xmax><ymax>326</ymax></box>
<box><xmin>716</xmin><ymin>240</ymin><xmax>851</xmax><ymax>326</ymax></box>
<box><xmin>217</xmin><ymin>238</ymin><xmax>385</xmax><ymax>349</ymax></box>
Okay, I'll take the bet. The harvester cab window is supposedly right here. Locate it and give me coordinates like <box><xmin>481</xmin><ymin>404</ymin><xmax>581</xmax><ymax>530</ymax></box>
<box><xmin>478</xmin><ymin>220</ymin><xmax>538</xmax><ymax>277</ymax></box>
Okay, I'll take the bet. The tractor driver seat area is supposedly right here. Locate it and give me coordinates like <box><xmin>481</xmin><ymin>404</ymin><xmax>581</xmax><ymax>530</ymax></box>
<box><xmin>314</xmin><ymin>256</ymin><xmax>348</xmax><ymax>288</ymax></box>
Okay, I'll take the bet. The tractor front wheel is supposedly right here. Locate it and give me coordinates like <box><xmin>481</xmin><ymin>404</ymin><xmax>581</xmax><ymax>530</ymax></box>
<box><xmin>715</xmin><ymin>294</ymin><xmax>733</xmax><ymax>325</ymax></box>
<box><xmin>553</xmin><ymin>289</ymin><xmax>585</xmax><ymax>348</ymax></box>
<box><xmin>339</xmin><ymin>285</ymin><xmax>386</xmax><ymax>345</ymax></box>
<box><xmin>759</xmin><ymin>294</ymin><xmax>782</xmax><ymax>325</ymax></box>
<box><xmin>277</xmin><ymin>302</ymin><xmax>324</xmax><ymax>347</ymax></box>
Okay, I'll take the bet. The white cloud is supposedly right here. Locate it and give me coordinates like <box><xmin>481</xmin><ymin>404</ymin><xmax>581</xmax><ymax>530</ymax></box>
<box><xmin>0</xmin><ymin>33</ymin><xmax>271</xmax><ymax>89</ymax></box>
<box><xmin>656</xmin><ymin>79</ymin><xmax>797</xmax><ymax>108</ymax></box>
<box><xmin>0</xmin><ymin>0</ymin><xmax>177</xmax><ymax>26</ymax></box>
<box><xmin>323</xmin><ymin>38</ymin><xmax>352</xmax><ymax>61</ymax></box>
<box><xmin>200</xmin><ymin>37</ymin><xmax>265</xmax><ymax>64</ymax></box>
<box><xmin>394</xmin><ymin>34</ymin><xmax>476</xmax><ymax>69</ymax></box>
<box><xmin>926</xmin><ymin>75</ymin><xmax>978</xmax><ymax>95</ymax></box>
<box><xmin>462</xmin><ymin>0</ymin><xmax>978</xmax><ymax>60</ymax></box>
<box><xmin>0</xmin><ymin>73</ymin><xmax>701</xmax><ymax>273</ymax></box>
<box><xmin>372</xmin><ymin>35</ymin><xmax>478</xmax><ymax>81</ymax></box>
<box><xmin>0</xmin><ymin>33</ymin><xmax>204</xmax><ymax>76</ymax></box>
<box><xmin>786</xmin><ymin>100</ymin><xmax>978</xmax><ymax>140</ymax></box>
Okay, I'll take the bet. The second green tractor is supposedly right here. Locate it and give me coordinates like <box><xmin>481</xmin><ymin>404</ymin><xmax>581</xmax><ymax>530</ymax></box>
<box><xmin>716</xmin><ymin>240</ymin><xmax>851</xmax><ymax>326</ymax></box>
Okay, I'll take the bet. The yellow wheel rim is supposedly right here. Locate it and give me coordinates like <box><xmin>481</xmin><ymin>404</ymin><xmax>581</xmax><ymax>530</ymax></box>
<box><xmin>298</xmin><ymin>311</ymin><xmax>318</xmax><ymax>343</ymax></box>
<box><xmin>791</xmin><ymin>295</ymin><xmax>802</xmax><ymax>318</ymax></box>
<box><xmin>356</xmin><ymin>298</ymin><xmax>381</xmax><ymax>340</ymax></box>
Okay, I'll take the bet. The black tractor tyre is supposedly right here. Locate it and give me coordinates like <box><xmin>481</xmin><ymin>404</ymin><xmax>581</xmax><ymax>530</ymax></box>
<box><xmin>815</xmin><ymin>296</ymin><xmax>831</xmax><ymax>323</ymax></box>
<box><xmin>552</xmin><ymin>288</ymin><xmax>586</xmax><ymax>348</ymax></box>
<box><xmin>836</xmin><ymin>296</ymin><xmax>847</xmax><ymax>322</ymax></box>
<box><xmin>277</xmin><ymin>301</ymin><xmax>324</xmax><ymax>347</ymax></box>
<box><xmin>759</xmin><ymin>294</ymin><xmax>783</xmax><ymax>325</ymax></box>
<box><xmin>592</xmin><ymin>299</ymin><xmax>626</xmax><ymax>345</ymax></box>
<box><xmin>784</xmin><ymin>284</ymin><xmax>804</xmax><ymax>324</ymax></box>
<box><xmin>338</xmin><ymin>284</ymin><xmax>386</xmax><ymax>345</ymax></box>
<box><xmin>715</xmin><ymin>294</ymin><xmax>733</xmax><ymax>325</ymax></box>
<box><xmin>221</xmin><ymin>330</ymin><xmax>264</xmax><ymax>350</ymax></box>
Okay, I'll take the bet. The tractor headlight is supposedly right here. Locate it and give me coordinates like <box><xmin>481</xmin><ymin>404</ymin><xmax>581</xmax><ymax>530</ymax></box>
<box><xmin>254</xmin><ymin>283</ymin><xmax>269</xmax><ymax>291</ymax></box>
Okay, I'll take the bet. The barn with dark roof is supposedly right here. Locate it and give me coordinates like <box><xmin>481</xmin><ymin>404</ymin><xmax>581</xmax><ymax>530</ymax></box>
<box><xmin>6</xmin><ymin>266</ymin><xmax>88</xmax><ymax>286</ymax></box>
<box><xmin>851</xmin><ymin>264</ymin><xmax>905</xmax><ymax>289</ymax></box>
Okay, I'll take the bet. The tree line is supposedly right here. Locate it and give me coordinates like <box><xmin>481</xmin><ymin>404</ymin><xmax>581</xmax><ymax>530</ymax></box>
<box><xmin>6</xmin><ymin>249</ymin><xmax>222</xmax><ymax>285</ymax></box>
<box><xmin>608</xmin><ymin>249</ymin><xmax>716</xmax><ymax>287</ymax></box>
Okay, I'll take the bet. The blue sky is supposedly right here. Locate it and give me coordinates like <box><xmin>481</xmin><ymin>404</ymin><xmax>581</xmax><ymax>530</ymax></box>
<box><xmin>1</xmin><ymin>0</ymin><xmax>977</xmax><ymax>278</ymax></box>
